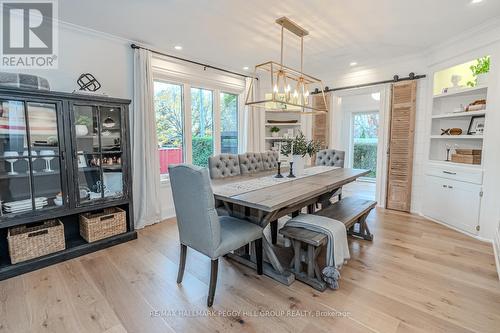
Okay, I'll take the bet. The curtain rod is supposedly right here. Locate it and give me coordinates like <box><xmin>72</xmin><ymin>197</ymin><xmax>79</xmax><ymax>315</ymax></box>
<box><xmin>311</xmin><ymin>73</ymin><xmax>426</xmax><ymax>94</ymax></box>
<box><xmin>131</xmin><ymin>44</ymin><xmax>254</xmax><ymax>79</ymax></box>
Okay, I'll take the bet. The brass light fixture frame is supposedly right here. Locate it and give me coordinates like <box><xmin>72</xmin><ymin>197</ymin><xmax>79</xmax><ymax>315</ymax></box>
<box><xmin>245</xmin><ymin>17</ymin><xmax>328</xmax><ymax>114</ymax></box>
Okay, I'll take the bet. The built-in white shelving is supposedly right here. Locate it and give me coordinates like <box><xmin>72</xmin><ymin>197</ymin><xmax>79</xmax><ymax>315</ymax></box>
<box><xmin>431</xmin><ymin>110</ymin><xmax>486</xmax><ymax>119</ymax></box>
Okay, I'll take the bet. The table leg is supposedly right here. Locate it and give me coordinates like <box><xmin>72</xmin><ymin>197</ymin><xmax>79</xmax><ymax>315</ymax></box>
<box><xmin>225</xmin><ymin>209</ymin><xmax>295</xmax><ymax>285</ymax></box>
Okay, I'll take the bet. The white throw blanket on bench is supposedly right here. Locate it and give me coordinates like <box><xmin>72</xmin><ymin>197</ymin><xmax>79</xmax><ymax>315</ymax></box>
<box><xmin>284</xmin><ymin>214</ymin><xmax>350</xmax><ymax>289</ymax></box>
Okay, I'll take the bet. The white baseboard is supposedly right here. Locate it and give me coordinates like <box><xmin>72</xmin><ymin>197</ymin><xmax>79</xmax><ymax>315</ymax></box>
<box><xmin>494</xmin><ymin>229</ymin><xmax>500</xmax><ymax>280</ymax></box>
<box><xmin>418</xmin><ymin>212</ymin><xmax>491</xmax><ymax>243</ymax></box>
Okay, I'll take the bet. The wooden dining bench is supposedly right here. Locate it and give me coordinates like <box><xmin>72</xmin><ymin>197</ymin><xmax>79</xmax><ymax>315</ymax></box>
<box><xmin>279</xmin><ymin>226</ymin><xmax>328</xmax><ymax>291</ymax></box>
<box><xmin>315</xmin><ymin>196</ymin><xmax>376</xmax><ymax>241</ymax></box>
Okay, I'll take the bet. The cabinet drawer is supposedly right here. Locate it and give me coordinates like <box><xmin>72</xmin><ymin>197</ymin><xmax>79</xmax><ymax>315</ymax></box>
<box><xmin>425</xmin><ymin>162</ymin><xmax>483</xmax><ymax>184</ymax></box>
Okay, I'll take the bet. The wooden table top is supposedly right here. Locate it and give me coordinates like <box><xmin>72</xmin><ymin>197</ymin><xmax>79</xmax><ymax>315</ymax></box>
<box><xmin>212</xmin><ymin>167</ymin><xmax>369</xmax><ymax>212</ymax></box>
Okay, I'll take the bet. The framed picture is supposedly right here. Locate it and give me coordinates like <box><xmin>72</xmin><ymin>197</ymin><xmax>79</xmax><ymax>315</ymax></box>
<box><xmin>467</xmin><ymin>115</ymin><xmax>485</xmax><ymax>135</ymax></box>
<box><xmin>77</xmin><ymin>151</ymin><xmax>87</xmax><ymax>168</ymax></box>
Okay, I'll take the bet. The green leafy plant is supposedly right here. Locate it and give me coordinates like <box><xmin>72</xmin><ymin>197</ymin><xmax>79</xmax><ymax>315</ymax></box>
<box><xmin>270</xmin><ymin>126</ymin><xmax>280</xmax><ymax>133</ymax></box>
<box><xmin>75</xmin><ymin>115</ymin><xmax>92</xmax><ymax>128</ymax></box>
<box><xmin>467</xmin><ymin>56</ymin><xmax>490</xmax><ymax>87</ymax></box>
<box><xmin>192</xmin><ymin>136</ymin><xmax>213</xmax><ymax>167</ymax></box>
<box><xmin>353</xmin><ymin>142</ymin><xmax>377</xmax><ymax>178</ymax></box>
<box><xmin>280</xmin><ymin>131</ymin><xmax>322</xmax><ymax>157</ymax></box>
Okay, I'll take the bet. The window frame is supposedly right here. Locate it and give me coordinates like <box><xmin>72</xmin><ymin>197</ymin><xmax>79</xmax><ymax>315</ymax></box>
<box><xmin>153</xmin><ymin>79</ymin><xmax>186</xmax><ymax>181</ymax></box>
<box><xmin>153</xmin><ymin>74</ymin><xmax>243</xmax><ymax>182</ymax></box>
<box><xmin>219</xmin><ymin>91</ymin><xmax>239</xmax><ymax>155</ymax></box>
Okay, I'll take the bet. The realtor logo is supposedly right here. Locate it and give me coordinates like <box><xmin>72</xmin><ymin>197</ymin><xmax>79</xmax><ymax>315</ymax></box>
<box><xmin>1</xmin><ymin>0</ymin><xmax>58</xmax><ymax>68</ymax></box>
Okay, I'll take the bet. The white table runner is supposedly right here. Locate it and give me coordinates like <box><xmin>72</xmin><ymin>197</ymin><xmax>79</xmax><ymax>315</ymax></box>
<box><xmin>213</xmin><ymin>166</ymin><xmax>339</xmax><ymax>197</ymax></box>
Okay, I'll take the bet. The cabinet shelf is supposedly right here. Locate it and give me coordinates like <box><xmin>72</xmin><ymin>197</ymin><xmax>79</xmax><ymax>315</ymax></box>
<box><xmin>0</xmin><ymin>231</ymin><xmax>137</xmax><ymax>281</ymax></box>
<box><xmin>430</xmin><ymin>135</ymin><xmax>483</xmax><ymax>140</ymax></box>
<box><xmin>431</xmin><ymin>110</ymin><xmax>486</xmax><ymax>119</ymax></box>
<box><xmin>265</xmin><ymin>122</ymin><xmax>301</xmax><ymax>126</ymax></box>
<box><xmin>433</xmin><ymin>85</ymin><xmax>488</xmax><ymax>99</ymax></box>
<box><xmin>0</xmin><ymin>170</ymin><xmax>61</xmax><ymax>180</ymax></box>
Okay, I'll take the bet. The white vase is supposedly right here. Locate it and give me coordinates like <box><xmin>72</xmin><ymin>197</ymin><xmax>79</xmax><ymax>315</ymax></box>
<box><xmin>271</xmin><ymin>131</ymin><xmax>279</xmax><ymax>137</ymax></box>
<box><xmin>291</xmin><ymin>155</ymin><xmax>305</xmax><ymax>176</ymax></box>
<box><xmin>476</xmin><ymin>73</ymin><xmax>488</xmax><ymax>86</ymax></box>
<box><xmin>75</xmin><ymin>125</ymin><xmax>89</xmax><ymax>137</ymax></box>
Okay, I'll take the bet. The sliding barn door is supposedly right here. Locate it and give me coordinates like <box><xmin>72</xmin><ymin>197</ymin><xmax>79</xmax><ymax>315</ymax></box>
<box><xmin>311</xmin><ymin>94</ymin><xmax>330</xmax><ymax>164</ymax></box>
<box><xmin>386</xmin><ymin>81</ymin><xmax>417</xmax><ymax>212</ymax></box>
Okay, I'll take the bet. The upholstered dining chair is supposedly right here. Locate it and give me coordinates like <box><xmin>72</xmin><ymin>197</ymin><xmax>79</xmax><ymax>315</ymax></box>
<box><xmin>208</xmin><ymin>154</ymin><xmax>241</xmax><ymax>179</ymax></box>
<box><xmin>238</xmin><ymin>152</ymin><xmax>264</xmax><ymax>174</ymax></box>
<box><xmin>168</xmin><ymin>164</ymin><xmax>264</xmax><ymax>307</ymax></box>
<box><xmin>315</xmin><ymin>149</ymin><xmax>345</xmax><ymax>168</ymax></box>
<box><xmin>315</xmin><ymin>149</ymin><xmax>346</xmax><ymax>201</ymax></box>
<box><xmin>261</xmin><ymin>151</ymin><xmax>279</xmax><ymax>170</ymax></box>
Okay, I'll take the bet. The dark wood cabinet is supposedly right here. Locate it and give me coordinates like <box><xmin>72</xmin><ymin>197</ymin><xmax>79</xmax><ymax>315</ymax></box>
<box><xmin>0</xmin><ymin>87</ymin><xmax>136</xmax><ymax>280</ymax></box>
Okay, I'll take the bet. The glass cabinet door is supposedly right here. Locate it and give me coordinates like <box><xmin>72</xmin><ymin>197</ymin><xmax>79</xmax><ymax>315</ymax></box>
<box><xmin>0</xmin><ymin>100</ymin><xmax>65</xmax><ymax>217</ymax></box>
<box><xmin>74</xmin><ymin>104</ymin><xmax>124</xmax><ymax>204</ymax></box>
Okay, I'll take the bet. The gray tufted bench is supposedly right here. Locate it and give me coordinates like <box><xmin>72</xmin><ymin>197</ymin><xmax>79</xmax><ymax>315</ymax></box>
<box><xmin>315</xmin><ymin>149</ymin><xmax>345</xmax><ymax>203</ymax></box>
<box><xmin>238</xmin><ymin>152</ymin><xmax>264</xmax><ymax>174</ymax></box>
<box><xmin>208</xmin><ymin>154</ymin><xmax>241</xmax><ymax>179</ymax></box>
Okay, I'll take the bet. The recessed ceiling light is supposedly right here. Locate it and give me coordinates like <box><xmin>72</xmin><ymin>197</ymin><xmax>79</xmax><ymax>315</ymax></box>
<box><xmin>349</xmin><ymin>62</ymin><xmax>357</xmax><ymax>66</ymax></box>
<box><xmin>174</xmin><ymin>45</ymin><xmax>183</xmax><ymax>50</ymax></box>
<box><xmin>243</xmin><ymin>66</ymin><xmax>249</xmax><ymax>70</ymax></box>
<box><xmin>471</xmin><ymin>0</ymin><xmax>484</xmax><ymax>4</ymax></box>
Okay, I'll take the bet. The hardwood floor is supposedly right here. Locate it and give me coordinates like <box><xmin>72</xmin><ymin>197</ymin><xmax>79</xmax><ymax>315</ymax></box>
<box><xmin>1</xmin><ymin>208</ymin><xmax>499</xmax><ymax>333</ymax></box>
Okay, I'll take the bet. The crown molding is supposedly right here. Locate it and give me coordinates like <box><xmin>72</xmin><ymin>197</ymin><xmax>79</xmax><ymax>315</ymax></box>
<box><xmin>57</xmin><ymin>19</ymin><xmax>134</xmax><ymax>45</ymax></box>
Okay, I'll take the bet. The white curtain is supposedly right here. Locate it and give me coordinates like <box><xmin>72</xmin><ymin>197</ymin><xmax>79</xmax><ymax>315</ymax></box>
<box><xmin>242</xmin><ymin>76</ymin><xmax>265</xmax><ymax>152</ymax></box>
<box><xmin>131</xmin><ymin>48</ymin><xmax>161</xmax><ymax>229</ymax></box>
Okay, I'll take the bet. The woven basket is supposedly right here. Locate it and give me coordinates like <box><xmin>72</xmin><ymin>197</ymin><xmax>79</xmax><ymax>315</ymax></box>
<box><xmin>79</xmin><ymin>207</ymin><xmax>126</xmax><ymax>243</ymax></box>
<box><xmin>8</xmin><ymin>219</ymin><xmax>65</xmax><ymax>264</ymax></box>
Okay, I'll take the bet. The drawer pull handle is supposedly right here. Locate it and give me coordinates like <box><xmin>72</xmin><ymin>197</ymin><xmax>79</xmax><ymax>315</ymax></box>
<box><xmin>448</xmin><ymin>186</ymin><xmax>453</xmax><ymax>189</ymax></box>
<box><xmin>443</xmin><ymin>171</ymin><xmax>456</xmax><ymax>175</ymax></box>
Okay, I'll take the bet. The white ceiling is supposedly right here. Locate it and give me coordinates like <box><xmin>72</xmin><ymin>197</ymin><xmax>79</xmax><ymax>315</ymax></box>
<box><xmin>59</xmin><ymin>0</ymin><xmax>500</xmax><ymax>79</ymax></box>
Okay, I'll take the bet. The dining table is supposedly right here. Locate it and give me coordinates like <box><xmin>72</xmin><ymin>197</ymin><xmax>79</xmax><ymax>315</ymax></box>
<box><xmin>211</xmin><ymin>165</ymin><xmax>370</xmax><ymax>285</ymax></box>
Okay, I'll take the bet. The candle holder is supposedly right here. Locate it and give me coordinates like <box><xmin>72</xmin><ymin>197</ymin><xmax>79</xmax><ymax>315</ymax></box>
<box><xmin>445</xmin><ymin>144</ymin><xmax>451</xmax><ymax>162</ymax></box>
<box><xmin>275</xmin><ymin>161</ymin><xmax>283</xmax><ymax>178</ymax></box>
<box><xmin>288</xmin><ymin>161</ymin><xmax>295</xmax><ymax>178</ymax></box>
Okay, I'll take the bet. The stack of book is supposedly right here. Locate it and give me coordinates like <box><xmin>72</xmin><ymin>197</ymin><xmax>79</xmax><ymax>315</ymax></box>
<box><xmin>451</xmin><ymin>149</ymin><xmax>482</xmax><ymax>165</ymax></box>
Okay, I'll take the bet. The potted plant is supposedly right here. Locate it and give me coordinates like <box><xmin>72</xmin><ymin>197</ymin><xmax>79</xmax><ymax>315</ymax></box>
<box><xmin>270</xmin><ymin>126</ymin><xmax>281</xmax><ymax>137</ymax></box>
<box><xmin>75</xmin><ymin>115</ymin><xmax>92</xmax><ymax>137</ymax></box>
<box><xmin>467</xmin><ymin>56</ymin><xmax>490</xmax><ymax>87</ymax></box>
<box><xmin>280</xmin><ymin>131</ymin><xmax>321</xmax><ymax>176</ymax></box>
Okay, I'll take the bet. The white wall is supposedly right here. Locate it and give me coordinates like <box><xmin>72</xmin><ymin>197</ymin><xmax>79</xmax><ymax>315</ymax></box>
<box><xmin>5</xmin><ymin>22</ymin><xmax>133</xmax><ymax>98</ymax></box>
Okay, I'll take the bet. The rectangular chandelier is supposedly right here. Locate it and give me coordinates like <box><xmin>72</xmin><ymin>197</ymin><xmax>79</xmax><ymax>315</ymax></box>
<box><xmin>245</xmin><ymin>17</ymin><xmax>328</xmax><ymax>114</ymax></box>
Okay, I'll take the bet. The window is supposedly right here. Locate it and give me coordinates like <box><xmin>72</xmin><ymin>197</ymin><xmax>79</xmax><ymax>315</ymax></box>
<box><xmin>153</xmin><ymin>77</ymin><xmax>242</xmax><ymax>179</ymax></box>
<box><xmin>191</xmin><ymin>87</ymin><xmax>214</xmax><ymax>167</ymax></box>
<box><xmin>220</xmin><ymin>92</ymin><xmax>238</xmax><ymax>154</ymax></box>
<box><xmin>154</xmin><ymin>81</ymin><xmax>184</xmax><ymax>177</ymax></box>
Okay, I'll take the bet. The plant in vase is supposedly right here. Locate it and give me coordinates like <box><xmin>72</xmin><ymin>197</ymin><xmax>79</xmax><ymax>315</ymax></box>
<box><xmin>280</xmin><ymin>131</ymin><xmax>322</xmax><ymax>176</ymax></box>
<box><xmin>270</xmin><ymin>126</ymin><xmax>281</xmax><ymax>137</ymax></box>
<box><xmin>467</xmin><ymin>56</ymin><xmax>490</xmax><ymax>87</ymax></box>
<box><xmin>75</xmin><ymin>115</ymin><xmax>92</xmax><ymax>137</ymax></box>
